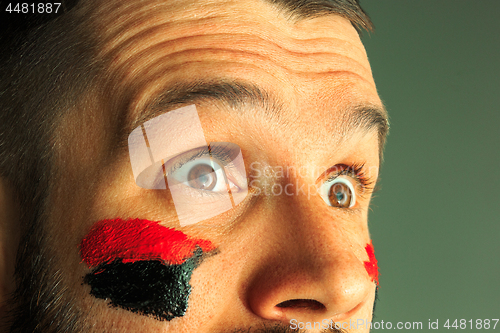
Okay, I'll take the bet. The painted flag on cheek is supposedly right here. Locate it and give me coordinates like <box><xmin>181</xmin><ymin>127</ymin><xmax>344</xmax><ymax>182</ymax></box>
<box><xmin>80</xmin><ymin>218</ymin><xmax>216</xmax><ymax>321</ymax></box>
<box><xmin>363</xmin><ymin>240</ymin><xmax>379</xmax><ymax>285</ymax></box>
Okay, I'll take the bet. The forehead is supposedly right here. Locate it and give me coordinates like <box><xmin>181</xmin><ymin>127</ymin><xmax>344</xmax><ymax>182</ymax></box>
<box><xmin>82</xmin><ymin>0</ymin><xmax>379</xmax><ymax>113</ymax></box>
<box><xmin>90</xmin><ymin>0</ymin><xmax>366</xmax><ymax>48</ymax></box>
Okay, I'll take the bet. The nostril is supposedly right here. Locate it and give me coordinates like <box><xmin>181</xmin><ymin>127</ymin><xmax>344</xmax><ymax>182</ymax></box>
<box><xmin>276</xmin><ymin>299</ymin><xmax>325</xmax><ymax>311</ymax></box>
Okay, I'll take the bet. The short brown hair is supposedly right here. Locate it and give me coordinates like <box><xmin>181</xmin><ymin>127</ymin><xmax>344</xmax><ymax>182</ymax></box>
<box><xmin>265</xmin><ymin>0</ymin><xmax>373</xmax><ymax>32</ymax></box>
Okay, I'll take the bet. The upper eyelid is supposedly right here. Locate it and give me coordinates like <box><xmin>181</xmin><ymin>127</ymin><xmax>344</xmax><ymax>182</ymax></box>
<box><xmin>325</xmin><ymin>172</ymin><xmax>362</xmax><ymax>186</ymax></box>
<box><xmin>164</xmin><ymin>147</ymin><xmax>211</xmax><ymax>175</ymax></box>
<box><xmin>163</xmin><ymin>144</ymin><xmax>235</xmax><ymax>176</ymax></box>
<box><xmin>322</xmin><ymin>166</ymin><xmax>361</xmax><ymax>182</ymax></box>
<box><xmin>322</xmin><ymin>165</ymin><xmax>376</xmax><ymax>198</ymax></box>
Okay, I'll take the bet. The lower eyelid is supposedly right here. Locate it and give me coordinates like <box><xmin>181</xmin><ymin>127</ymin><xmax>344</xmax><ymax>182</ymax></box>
<box><xmin>170</xmin><ymin>181</ymin><xmax>222</xmax><ymax>198</ymax></box>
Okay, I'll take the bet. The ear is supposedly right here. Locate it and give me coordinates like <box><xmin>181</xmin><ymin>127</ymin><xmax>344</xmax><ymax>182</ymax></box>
<box><xmin>0</xmin><ymin>177</ymin><xmax>20</xmax><ymax>321</ymax></box>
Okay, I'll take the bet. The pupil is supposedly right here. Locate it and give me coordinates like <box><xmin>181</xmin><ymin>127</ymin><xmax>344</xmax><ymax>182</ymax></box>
<box><xmin>187</xmin><ymin>164</ymin><xmax>217</xmax><ymax>190</ymax></box>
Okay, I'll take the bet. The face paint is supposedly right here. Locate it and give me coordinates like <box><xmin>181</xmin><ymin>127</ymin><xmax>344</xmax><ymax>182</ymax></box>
<box><xmin>80</xmin><ymin>218</ymin><xmax>216</xmax><ymax>321</ymax></box>
<box><xmin>363</xmin><ymin>241</ymin><xmax>379</xmax><ymax>285</ymax></box>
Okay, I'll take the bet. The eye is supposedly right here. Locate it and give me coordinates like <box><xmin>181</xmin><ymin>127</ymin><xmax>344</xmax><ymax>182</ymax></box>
<box><xmin>319</xmin><ymin>176</ymin><xmax>356</xmax><ymax>208</ymax></box>
<box><xmin>170</xmin><ymin>157</ymin><xmax>235</xmax><ymax>193</ymax></box>
<box><xmin>133</xmin><ymin>142</ymin><xmax>248</xmax><ymax>227</ymax></box>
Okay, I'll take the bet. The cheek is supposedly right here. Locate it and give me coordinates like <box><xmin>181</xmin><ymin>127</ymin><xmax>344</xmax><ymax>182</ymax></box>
<box><xmin>80</xmin><ymin>218</ymin><xmax>216</xmax><ymax>321</ymax></box>
<box><xmin>363</xmin><ymin>241</ymin><xmax>379</xmax><ymax>285</ymax></box>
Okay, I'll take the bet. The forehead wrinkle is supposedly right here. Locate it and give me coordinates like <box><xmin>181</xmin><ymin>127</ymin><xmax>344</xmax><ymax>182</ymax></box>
<box><xmin>98</xmin><ymin>30</ymin><xmax>373</xmax><ymax>101</ymax></box>
<box><xmin>90</xmin><ymin>0</ymin><xmax>370</xmax><ymax>65</ymax></box>
<box><xmin>89</xmin><ymin>0</ymin><xmax>375</xmax><ymax>97</ymax></box>
<box><xmin>105</xmin><ymin>48</ymin><xmax>371</xmax><ymax>91</ymax></box>
<box><xmin>101</xmin><ymin>31</ymin><xmax>371</xmax><ymax>78</ymax></box>
<box><xmin>89</xmin><ymin>0</ymin><xmax>230</xmax><ymax>42</ymax></box>
<box><xmin>90</xmin><ymin>0</ymin><xmax>268</xmax><ymax>50</ymax></box>
<box><xmin>96</xmin><ymin>14</ymin><xmax>368</xmax><ymax>61</ymax></box>
<box><xmin>97</xmin><ymin>31</ymin><xmax>375</xmax><ymax>117</ymax></box>
<box><xmin>91</xmin><ymin>0</ymin><xmax>363</xmax><ymax>43</ymax></box>
<box><xmin>97</xmin><ymin>16</ymin><xmax>226</xmax><ymax>59</ymax></box>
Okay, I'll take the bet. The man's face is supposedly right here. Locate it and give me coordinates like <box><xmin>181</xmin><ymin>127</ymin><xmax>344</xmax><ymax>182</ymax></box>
<box><xmin>42</xmin><ymin>0</ymin><xmax>384</xmax><ymax>331</ymax></box>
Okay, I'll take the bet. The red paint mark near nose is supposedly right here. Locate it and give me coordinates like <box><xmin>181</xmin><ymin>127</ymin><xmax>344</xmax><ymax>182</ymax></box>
<box><xmin>80</xmin><ymin>218</ymin><xmax>215</xmax><ymax>268</ymax></box>
<box><xmin>364</xmin><ymin>241</ymin><xmax>379</xmax><ymax>285</ymax></box>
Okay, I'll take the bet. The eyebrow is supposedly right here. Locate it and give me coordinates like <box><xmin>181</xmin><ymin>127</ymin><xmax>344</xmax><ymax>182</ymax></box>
<box><xmin>340</xmin><ymin>102</ymin><xmax>390</xmax><ymax>160</ymax></box>
<box><xmin>127</xmin><ymin>79</ymin><xmax>283</xmax><ymax>132</ymax></box>
<box><xmin>125</xmin><ymin>79</ymin><xmax>389</xmax><ymax>158</ymax></box>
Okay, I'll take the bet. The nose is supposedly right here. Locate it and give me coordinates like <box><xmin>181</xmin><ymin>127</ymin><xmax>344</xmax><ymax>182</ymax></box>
<box><xmin>245</xmin><ymin>194</ymin><xmax>374</xmax><ymax>324</ymax></box>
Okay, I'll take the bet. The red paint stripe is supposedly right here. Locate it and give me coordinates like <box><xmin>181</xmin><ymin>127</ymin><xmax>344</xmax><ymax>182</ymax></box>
<box><xmin>363</xmin><ymin>241</ymin><xmax>379</xmax><ymax>285</ymax></box>
<box><xmin>80</xmin><ymin>218</ymin><xmax>215</xmax><ymax>268</ymax></box>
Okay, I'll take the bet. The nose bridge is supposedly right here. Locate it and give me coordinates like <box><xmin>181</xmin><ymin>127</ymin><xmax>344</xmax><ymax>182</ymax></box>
<box><xmin>245</xmin><ymin>171</ymin><xmax>373</xmax><ymax>323</ymax></box>
<box><xmin>269</xmin><ymin>181</ymin><xmax>367</xmax><ymax>277</ymax></box>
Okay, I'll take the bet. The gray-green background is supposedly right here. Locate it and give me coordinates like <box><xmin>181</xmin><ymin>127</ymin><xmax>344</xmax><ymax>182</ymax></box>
<box><xmin>361</xmin><ymin>0</ymin><xmax>500</xmax><ymax>330</ymax></box>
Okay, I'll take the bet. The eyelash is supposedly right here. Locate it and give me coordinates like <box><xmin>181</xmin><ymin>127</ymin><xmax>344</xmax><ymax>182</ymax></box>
<box><xmin>324</xmin><ymin>162</ymin><xmax>376</xmax><ymax>202</ymax></box>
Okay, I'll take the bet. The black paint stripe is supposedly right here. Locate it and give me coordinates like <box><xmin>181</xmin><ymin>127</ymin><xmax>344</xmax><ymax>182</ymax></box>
<box><xmin>84</xmin><ymin>248</ymin><xmax>203</xmax><ymax>321</ymax></box>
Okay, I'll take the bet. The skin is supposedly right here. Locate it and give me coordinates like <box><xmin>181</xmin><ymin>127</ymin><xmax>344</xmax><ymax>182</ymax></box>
<box><xmin>0</xmin><ymin>0</ymin><xmax>385</xmax><ymax>331</ymax></box>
